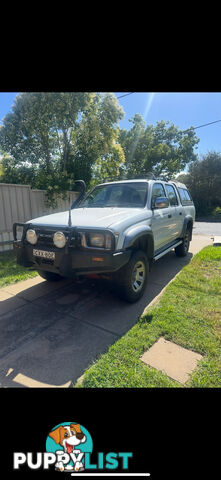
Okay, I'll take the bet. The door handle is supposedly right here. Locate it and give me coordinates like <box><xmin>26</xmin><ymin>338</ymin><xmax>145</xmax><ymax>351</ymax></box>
<box><xmin>168</xmin><ymin>214</ymin><xmax>172</xmax><ymax>218</ymax></box>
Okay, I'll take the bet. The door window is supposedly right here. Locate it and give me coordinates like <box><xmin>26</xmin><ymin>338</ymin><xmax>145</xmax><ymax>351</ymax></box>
<box><xmin>165</xmin><ymin>184</ymin><xmax>179</xmax><ymax>206</ymax></box>
<box><xmin>151</xmin><ymin>183</ymin><xmax>166</xmax><ymax>207</ymax></box>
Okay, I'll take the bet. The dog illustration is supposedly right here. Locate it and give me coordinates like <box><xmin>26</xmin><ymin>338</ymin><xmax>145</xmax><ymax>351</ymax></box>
<box><xmin>49</xmin><ymin>423</ymin><xmax>86</xmax><ymax>471</ymax></box>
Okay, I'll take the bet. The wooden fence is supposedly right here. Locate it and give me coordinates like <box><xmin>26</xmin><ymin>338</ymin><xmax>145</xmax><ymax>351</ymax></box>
<box><xmin>0</xmin><ymin>183</ymin><xmax>78</xmax><ymax>252</ymax></box>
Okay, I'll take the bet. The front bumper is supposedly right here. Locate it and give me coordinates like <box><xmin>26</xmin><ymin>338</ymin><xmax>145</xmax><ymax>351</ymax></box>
<box><xmin>14</xmin><ymin>242</ymin><xmax>131</xmax><ymax>277</ymax></box>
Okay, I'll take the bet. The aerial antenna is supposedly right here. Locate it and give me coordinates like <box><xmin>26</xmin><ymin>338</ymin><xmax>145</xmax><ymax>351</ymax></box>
<box><xmin>68</xmin><ymin>192</ymin><xmax>72</xmax><ymax>227</ymax></box>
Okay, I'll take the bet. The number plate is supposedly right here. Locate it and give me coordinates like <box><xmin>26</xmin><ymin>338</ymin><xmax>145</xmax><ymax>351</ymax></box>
<box><xmin>33</xmin><ymin>249</ymin><xmax>55</xmax><ymax>260</ymax></box>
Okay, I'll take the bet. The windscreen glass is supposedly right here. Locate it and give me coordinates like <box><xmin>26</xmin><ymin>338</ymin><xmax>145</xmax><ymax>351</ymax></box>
<box><xmin>80</xmin><ymin>183</ymin><xmax>148</xmax><ymax>208</ymax></box>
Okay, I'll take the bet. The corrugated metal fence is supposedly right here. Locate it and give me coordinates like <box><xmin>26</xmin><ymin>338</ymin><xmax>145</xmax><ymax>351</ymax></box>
<box><xmin>0</xmin><ymin>183</ymin><xmax>78</xmax><ymax>252</ymax></box>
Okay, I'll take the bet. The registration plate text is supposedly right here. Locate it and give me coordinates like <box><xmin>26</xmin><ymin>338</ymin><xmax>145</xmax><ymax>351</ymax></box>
<box><xmin>33</xmin><ymin>249</ymin><xmax>55</xmax><ymax>260</ymax></box>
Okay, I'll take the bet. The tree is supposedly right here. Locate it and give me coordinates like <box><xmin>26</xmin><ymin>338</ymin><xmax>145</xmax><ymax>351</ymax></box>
<box><xmin>176</xmin><ymin>151</ymin><xmax>221</xmax><ymax>216</ymax></box>
<box><xmin>67</xmin><ymin>93</ymin><xmax>125</xmax><ymax>186</ymax></box>
<box><xmin>91</xmin><ymin>141</ymin><xmax>125</xmax><ymax>185</ymax></box>
<box><xmin>119</xmin><ymin>117</ymin><xmax>199</xmax><ymax>178</ymax></box>
<box><xmin>0</xmin><ymin>158</ymin><xmax>3</xmax><ymax>178</ymax></box>
<box><xmin>0</xmin><ymin>93</ymin><xmax>92</xmax><ymax>192</ymax></box>
<box><xmin>0</xmin><ymin>93</ymin><xmax>90</xmax><ymax>170</ymax></box>
<box><xmin>0</xmin><ymin>92</ymin><xmax>124</xmax><ymax>201</ymax></box>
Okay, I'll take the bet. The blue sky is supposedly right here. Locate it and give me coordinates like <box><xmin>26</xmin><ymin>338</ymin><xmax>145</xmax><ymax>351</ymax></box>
<box><xmin>0</xmin><ymin>92</ymin><xmax>221</xmax><ymax>158</ymax></box>
<box><xmin>115</xmin><ymin>92</ymin><xmax>221</xmax><ymax>157</ymax></box>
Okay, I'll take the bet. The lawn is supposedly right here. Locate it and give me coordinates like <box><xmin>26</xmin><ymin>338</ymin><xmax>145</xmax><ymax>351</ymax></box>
<box><xmin>0</xmin><ymin>250</ymin><xmax>38</xmax><ymax>288</ymax></box>
<box><xmin>74</xmin><ymin>245</ymin><xmax>221</xmax><ymax>388</ymax></box>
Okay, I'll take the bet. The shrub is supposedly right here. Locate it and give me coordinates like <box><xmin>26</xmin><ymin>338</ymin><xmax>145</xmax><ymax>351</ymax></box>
<box><xmin>212</xmin><ymin>206</ymin><xmax>221</xmax><ymax>217</ymax></box>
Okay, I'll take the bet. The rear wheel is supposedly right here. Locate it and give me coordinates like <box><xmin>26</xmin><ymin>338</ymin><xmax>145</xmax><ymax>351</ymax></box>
<box><xmin>175</xmin><ymin>229</ymin><xmax>190</xmax><ymax>257</ymax></box>
<box><xmin>115</xmin><ymin>250</ymin><xmax>148</xmax><ymax>302</ymax></box>
<box><xmin>37</xmin><ymin>270</ymin><xmax>64</xmax><ymax>281</ymax></box>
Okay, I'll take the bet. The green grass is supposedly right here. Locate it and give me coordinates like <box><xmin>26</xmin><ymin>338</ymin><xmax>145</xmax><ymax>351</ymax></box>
<box><xmin>0</xmin><ymin>250</ymin><xmax>38</xmax><ymax>288</ymax></box>
<box><xmin>74</xmin><ymin>245</ymin><xmax>221</xmax><ymax>388</ymax></box>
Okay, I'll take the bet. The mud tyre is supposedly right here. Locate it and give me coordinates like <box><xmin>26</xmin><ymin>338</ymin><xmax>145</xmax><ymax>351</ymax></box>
<box><xmin>175</xmin><ymin>229</ymin><xmax>190</xmax><ymax>257</ymax></box>
<box><xmin>115</xmin><ymin>250</ymin><xmax>148</xmax><ymax>302</ymax></box>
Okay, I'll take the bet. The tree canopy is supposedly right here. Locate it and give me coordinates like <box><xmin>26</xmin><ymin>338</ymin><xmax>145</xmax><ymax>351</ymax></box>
<box><xmin>0</xmin><ymin>92</ymin><xmax>125</xmax><ymax>201</ymax></box>
<box><xmin>119</xmin><ymin>115</ymin><xmax>199</xmax><ymax>178</ymax></box>
<box><xmin>176</xmin><ymin>151</ymin><xmax>221</xmax><ymax>216</ymax></box>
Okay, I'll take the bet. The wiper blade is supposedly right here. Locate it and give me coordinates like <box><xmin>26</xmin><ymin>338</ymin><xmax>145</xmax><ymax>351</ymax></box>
<box><xmin>81</xmin><ymin>204</ymin><xmax>105</xmax><ymax>208</ymax></box>
<box><xmin>104</xmin><ymin>204</ymin><xmax>118</xmax><ymax>207</ymax></box>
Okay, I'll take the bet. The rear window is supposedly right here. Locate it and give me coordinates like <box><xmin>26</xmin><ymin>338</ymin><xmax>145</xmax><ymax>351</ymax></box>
<box><xmin>177</xmin><ymin>187</ymin><xmax>193</xmax><ymax>205</ymax></box>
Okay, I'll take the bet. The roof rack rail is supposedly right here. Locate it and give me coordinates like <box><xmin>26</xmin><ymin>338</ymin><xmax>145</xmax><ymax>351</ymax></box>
<box><xmin>102</xmin><ymin>171</ymin><xmax>157</xmax><ymax>183</ymax></box>
<box><xmin>102</xmin><ymin>176</ymin><xmax>126</xmax><ymax>183</ymax></box>
<box><xmin>157</xmin><ymin>176</ymin><xmax>168</xmax><ymax>182</ymax></box>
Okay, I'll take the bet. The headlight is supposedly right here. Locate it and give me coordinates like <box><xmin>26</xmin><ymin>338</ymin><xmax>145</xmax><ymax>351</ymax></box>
<box><xmin>85</xmin><ymin>232</ymin><xmax>113</xmax><ymax>249</ymax></box>
<box><xmin>26</xmin><ymin>229</ymin><xmax>38</xmax><ymax>245</ymax></box>
<box><xmin>53</xmin><ymin>231</ymin><xmax>66</xmax><ymax>248</ymax></box>
<box><xmin>89</xmin><ymin>233</ymin><xmax>105</xmax><ymax>248</ymax></box>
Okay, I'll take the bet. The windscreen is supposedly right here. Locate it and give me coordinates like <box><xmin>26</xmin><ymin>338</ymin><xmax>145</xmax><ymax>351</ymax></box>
<box><xmin>80</xmin><ymin>183</ymin><xmax>148</xmax><ymax>208</ymax></box>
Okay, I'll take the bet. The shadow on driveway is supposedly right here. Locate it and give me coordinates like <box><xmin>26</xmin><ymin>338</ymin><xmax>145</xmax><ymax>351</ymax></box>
<box><xmin>0</xmin><ymin>250</ymin><xmax>193</xmax><ymax>388</ymax></box>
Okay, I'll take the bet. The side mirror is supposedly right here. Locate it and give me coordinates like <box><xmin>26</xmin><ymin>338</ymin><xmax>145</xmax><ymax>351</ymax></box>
<box><xmin>153</xmin><ymin>196</ymin><xmax>169</xmax><ymax>209</ymax></box>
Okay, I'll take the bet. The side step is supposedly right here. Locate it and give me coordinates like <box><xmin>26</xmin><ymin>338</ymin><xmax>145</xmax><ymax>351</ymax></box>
<box><xmin>154</xmin><ymin>240</ymin><xmax>183</xmax><ymax>261</ymax></box>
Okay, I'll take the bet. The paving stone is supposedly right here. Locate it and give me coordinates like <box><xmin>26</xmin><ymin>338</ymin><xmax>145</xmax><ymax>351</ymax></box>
<box><xmin>190</xmin><ymin>235</ymin><xmax>213</xmax><ymax>253</ymax></box>
<box><xmin>0</xmin><ymin>302</ymin><xmax>63</xmax><ymax>359</ymax></box>
<box><xmin>56</xmin><ymin>293</ymin><xmax>80</xmax><ymax>305</ymax></box>
<box><xmin>0</xmin><ymin>290</ymin><xmax>27</xmax><ymax>315</ymax></box>
<box><xmin>2</xmin><ymin>276</ymin><xmax>72</xmax><ymax>301</ymax></box>
<box><xmin>1</xmin><ymin>276</ymin><xmax>44</xmax><ymax>295</ymax></box>
<box><xmin>0</xmin><ymin>313</ymin><xmax>118</xmax><ymax>386</ymax></box>
<box><xmin>12</xmin><ymin>373</ymin><xmax>72</xmax><ymax>388</ymax></box>
<box><xmin>32</xmin><ymin>277</ymin><xmax>162</xmax><ymax>336</ymax></box>
<box><xmin>140</xmin><ymin>337</ymin><xmax>203</xmax><ymax>384</ymax></box>
<box><xmin>0</xmin><ymin>290</ymin><xmax>14</xmax><ymax>301</ymax></box>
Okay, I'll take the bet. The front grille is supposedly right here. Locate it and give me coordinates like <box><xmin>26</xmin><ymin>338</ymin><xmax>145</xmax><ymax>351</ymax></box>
<box><xmin>37</xmin><ymin>232</ymin><xmax>55</xmax><ymax>247</ymax></box>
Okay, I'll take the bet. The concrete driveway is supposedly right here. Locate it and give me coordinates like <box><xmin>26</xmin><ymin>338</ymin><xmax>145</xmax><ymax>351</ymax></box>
<box><xmin>0</xmin><ymin>234</ymin><xmax>212</xmax><ymax>388</ymax></box>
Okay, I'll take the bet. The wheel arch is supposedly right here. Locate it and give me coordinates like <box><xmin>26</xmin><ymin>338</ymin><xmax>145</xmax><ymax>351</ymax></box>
<box><xmin>123</xmin><ymin>225</ymin><xmax>154</xmax><ymax>260</ymax></box>
<box><xmin>182</xmin><ymin>216</ymin><xmax>194</xmax><ymax>240</ymax></box>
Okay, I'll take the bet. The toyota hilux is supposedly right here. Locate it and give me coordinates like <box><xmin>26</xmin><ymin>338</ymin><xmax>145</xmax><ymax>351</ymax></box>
<box><xmin>13</xmin><ymin>177</ymin><xmax>195</xmax><ymax>302</ymax></box>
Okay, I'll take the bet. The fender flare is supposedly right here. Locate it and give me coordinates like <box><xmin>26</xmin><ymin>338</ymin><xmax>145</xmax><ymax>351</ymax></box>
<box><xmin>123</xmin><ymin>225</ymin><xmax>154</xmax><ymax>259</ymax></box>
<box><xmin>181</xmin><ymin>215</ymin><xmax>194</xmax><ymax>240</ymax></box>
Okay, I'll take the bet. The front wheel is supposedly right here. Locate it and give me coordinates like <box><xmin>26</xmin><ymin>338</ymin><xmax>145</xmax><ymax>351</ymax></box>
<box><xmin>37</xmin><ymin>270</ymin><xmax>64</xmax><ymax>282</ymax></box>
<box><xmin>114</xmin><ymin>250</ymin><xmax>148</xmax><ymax>302</ymax></box>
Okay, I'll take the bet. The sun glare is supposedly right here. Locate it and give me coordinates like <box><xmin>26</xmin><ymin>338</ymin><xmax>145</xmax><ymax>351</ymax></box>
<box><xmin>143</xmin><ymin>92</ymin><xmax>155</xmax><ymax>122</ymax></box>
<box><xmin>129</xmin><ymin>93</ymin><xmax>155</xmax><ymax>162</ymax></box>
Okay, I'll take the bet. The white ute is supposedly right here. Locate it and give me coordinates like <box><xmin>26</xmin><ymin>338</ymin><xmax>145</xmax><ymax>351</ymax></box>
<box><xmin>13</xmin><ymin>177</ymin><xmax>195</xmax><ymax>302</ymax></box>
